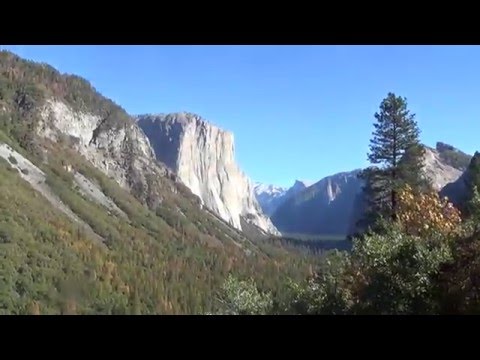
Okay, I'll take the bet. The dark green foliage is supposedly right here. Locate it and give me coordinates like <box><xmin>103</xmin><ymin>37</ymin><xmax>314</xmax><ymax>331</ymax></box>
<box><xmin>466</xmin><ymin>152</ymin><xmax>480</xmax><ymax>195</ymax></box>
<box><xmin>360</xmin><ymin>93</ymin><xmax>425</xmax><ymax>226</ymax></box>
<box><xmin>215</xmin><ymin>275</ymin><xmax>274</xmax><ymax>315</ymax></box>
<box><xmin>447</xmin><ymin>152</ymin><xmax>480</xmax><ymax>218</ymax></box>
<box><xmin>466</xmin><ymin>186</ymin><xmax>480</xmax><ymax>231</ymax></box>
<box><xmin>435</xmin><ymin>230</ymin><xmax>480</xmax><ymax>314</ymax></box>
<box><xmin>453</xmin><ymin>152</ymin><xmax>480</xmax><ymax>220</ymax></box>
<box><xmin>218</xmin><ymin>224</ymin><xmax>465</xmax><ymax>315</ymax></box>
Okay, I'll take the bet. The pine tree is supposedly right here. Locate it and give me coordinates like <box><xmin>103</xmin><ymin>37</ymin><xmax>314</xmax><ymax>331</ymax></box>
<box><xmin>464</xmin><ymin>152</ymin><xmax>480</xmax><ymax>219</ymax></box>
<box><xmin>361</xmin><ymin>92</ymin><xmax>425</xmax><ymax>225</ymax></box>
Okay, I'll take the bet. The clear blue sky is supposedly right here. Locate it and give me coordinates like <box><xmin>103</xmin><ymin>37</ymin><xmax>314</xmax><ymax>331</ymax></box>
<box><xmin>3</xmin><ymin>45</ymin><xmax>480</xmax><ymax>187</ymax></box>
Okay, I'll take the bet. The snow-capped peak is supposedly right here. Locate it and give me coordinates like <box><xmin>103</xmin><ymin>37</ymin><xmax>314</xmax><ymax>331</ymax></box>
<box><xmin>254</xmin><ymin>182</ymin><xmax>287</xmax><ymax>197</ymax></box>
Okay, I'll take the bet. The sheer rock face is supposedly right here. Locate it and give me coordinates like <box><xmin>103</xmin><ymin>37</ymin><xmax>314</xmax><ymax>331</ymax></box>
<box><xmin>137</xmin><ymin>113</ymin><xmax>280</xmax><ymax>235</ymax></box>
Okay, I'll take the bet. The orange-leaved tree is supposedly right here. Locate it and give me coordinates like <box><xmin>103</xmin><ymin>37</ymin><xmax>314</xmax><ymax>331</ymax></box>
<box><xmin>397</xmin><ymin>184</ymin><xmax>462</xmax><ymax>238</ymax></box>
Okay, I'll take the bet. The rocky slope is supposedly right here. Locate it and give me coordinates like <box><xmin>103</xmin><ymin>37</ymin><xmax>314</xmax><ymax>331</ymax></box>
<box><xmin>38</xmin><ymin>99</ymin><xmax>166</xmax><ymax>194</ymax></box>
<box><xmin>137</xmin><ymin>113</ymin><xmax>280</xmax><ymax>236</ymax></box>
<box><xmin>270</xmin><ymin>143</ymin><xmax>470</xmax><ymax>237</ymax></box>
<box><xmin>0</xmin><ymin>143</ymin><xmax>103</xmax><ymax>244</ymax></box>
<box><xmin>422</xmin><ymin>146</ymin><xmax>464</xmax><ymax>191</ymax></box>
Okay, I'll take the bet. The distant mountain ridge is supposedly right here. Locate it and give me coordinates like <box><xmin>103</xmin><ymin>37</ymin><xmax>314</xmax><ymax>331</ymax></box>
<box><xmin>255</xmin><ymin>143</ymin><xmax>471</xmax><ymax>238</ymax></box>
<box><xmin>254</xmin><ymin>179</ymin><xmax>313</xmax><ymax>216</ymax></box>
<box><xmin>271</xmin><ymin>170</ymin><xmax>363</xmax><ymax>236</ymax></box>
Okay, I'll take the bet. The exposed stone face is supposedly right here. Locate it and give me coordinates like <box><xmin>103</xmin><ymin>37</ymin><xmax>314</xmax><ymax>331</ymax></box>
<box><xmin>423</xmin><ymin>146</ymin><xmax>463</xmax><ymax>191</ymax></box>
<box><xmin>137</xmin><ymin>113</ymin><xmax>280</xmax><ymax>235</ymax></box>
<box><xmin>38</xmin><ymin>99</ymin><xmax>167</xmax><ymax>191</ymax></box>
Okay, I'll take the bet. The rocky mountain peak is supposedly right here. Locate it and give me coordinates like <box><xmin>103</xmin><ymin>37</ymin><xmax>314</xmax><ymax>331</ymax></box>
<box><xmin>292</xmin><ymin>180</ymin><xmax>313</xmax><ymax>190</ymax></box>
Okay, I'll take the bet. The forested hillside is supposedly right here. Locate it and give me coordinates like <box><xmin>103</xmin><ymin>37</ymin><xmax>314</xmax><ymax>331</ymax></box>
<box><xmin>0</xmin><ymin>51</ymin><xmax>321</xmax><ymax>314</ymax></box>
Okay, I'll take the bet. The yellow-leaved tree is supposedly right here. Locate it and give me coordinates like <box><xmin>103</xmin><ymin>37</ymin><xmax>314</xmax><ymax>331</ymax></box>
<box><xmin>397</xmin><ymin>184</ymin><xmax>462</xmax><ymax>238</ymax></box>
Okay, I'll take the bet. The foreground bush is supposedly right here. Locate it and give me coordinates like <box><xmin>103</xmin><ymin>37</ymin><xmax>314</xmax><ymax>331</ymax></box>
<box><xmin>214</xmin><ymin>275</ymin><xmax>273</xmax><ymax>315</ymax></box>
<box><xmin>218</xmin><ymin>223</ymin><xmax>463</xmax><ymax>315</ymax></box>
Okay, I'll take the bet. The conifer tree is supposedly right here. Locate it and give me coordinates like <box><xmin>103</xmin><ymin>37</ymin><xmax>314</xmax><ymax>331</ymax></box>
<box><xmin>361</xmin><ymin>92</ymin><xmax>425</xmax><ymax>225</ymax></box>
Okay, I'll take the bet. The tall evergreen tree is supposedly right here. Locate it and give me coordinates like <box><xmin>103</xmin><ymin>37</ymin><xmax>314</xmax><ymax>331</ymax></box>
<box><xmin>360</xmin><ymin>92</ymin><xmax>425</xmax><ymax>225</ymax></box>
<box><xmin>464</xmin><ymin>152</ymin><xmax>480</xmax><ymax>219</ymax></box>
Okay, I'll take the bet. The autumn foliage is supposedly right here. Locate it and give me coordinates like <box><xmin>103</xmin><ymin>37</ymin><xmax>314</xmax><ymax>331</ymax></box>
<box><xmin>397</xmin><ymin>184</ymin><xmax>462</xmax><ymax>238</ymax></box>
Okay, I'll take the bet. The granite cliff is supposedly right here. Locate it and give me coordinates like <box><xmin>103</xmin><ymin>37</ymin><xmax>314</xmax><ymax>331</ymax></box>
<box><xmin>137</xmin><ymin>113</ymin><xmax>280</xmax><ymax>235</ymax></box>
